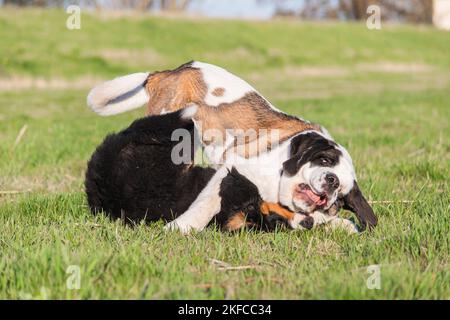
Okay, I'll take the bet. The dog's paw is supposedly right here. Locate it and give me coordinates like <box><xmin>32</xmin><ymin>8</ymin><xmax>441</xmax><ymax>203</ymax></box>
<box><xmin>289</xmin><ymin>214</ymin><xmax>314</xmax><ymax>230</ymax></box>
<box><xmin>164</xmin><ymin>219</ymin><xmax>197</xmax><ymax>234</ymax></box>
<box><xmin>288</xmin><ymin>214</ymin><xmax>301</xmax><ymax>229</ymax></box>
<box><xmin>328</xmin><ymin>218</ymin><xmax>359</xmax><ymax>234</ymax></box>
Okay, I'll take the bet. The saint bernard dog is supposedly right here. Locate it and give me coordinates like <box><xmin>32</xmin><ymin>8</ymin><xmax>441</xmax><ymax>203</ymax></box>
<box><xmin>85</xmin><ymin>108</ymin><xmax>313</xmax><ymax>232</ymax></box>
<box><xmin>87</xmin><ymin>61</ymin><xmax>377</xmax><ymax>234</ymax></box>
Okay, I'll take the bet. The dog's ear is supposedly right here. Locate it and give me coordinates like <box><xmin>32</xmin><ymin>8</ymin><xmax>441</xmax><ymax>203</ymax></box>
<box><xmin>343</xmin><ymin>181</ymin><xmax>377</xmax><ymax>231</ymax></box>
<box><xmin>282</xmin><ymin>134</ymin><xmax>309</xmax><ymax>176</ymax></box>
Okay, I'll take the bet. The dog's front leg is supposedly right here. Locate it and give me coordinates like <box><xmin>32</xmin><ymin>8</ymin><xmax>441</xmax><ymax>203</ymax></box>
<box><xmin>310</xmin><ymin>211</ymin><xmax>359</xmax><ymax>234</ymax></box>
<box><xmin>260</xmin><ymin>202</ymin><xmax>313</xmax><ymax>230</ymax></box>
<box><xmin>164</xmin><ymin>166</ymin><xmax>230</xmax><ymax>234</ymax></box>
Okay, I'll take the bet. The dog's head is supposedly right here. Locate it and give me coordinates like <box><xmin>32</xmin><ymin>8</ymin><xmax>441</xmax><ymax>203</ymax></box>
<box><xmin>279</xmin><ymin>131</ymin><xmax>377</xmax><ymax>230</ymax></box>
<box><xmin>219</xmin><ymin>167</ymin><xmax>263</xmax><ymax>220</ymax></box>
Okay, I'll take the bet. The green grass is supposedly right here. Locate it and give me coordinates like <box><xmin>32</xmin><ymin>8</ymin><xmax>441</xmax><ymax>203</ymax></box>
<box><xmin>0</xmin><ymin>8</ymin><xmax>449</xmax><ymax>299</ymax></box>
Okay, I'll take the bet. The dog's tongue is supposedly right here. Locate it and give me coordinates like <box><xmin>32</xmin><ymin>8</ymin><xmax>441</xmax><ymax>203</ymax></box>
<box><xmin>305</xmin><ymin>189</ymin><xmax>326</xmax><ymax>206</ymax></box>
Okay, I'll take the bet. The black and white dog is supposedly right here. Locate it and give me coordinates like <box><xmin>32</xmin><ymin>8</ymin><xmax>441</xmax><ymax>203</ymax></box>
<box><xmin>87</xmin><ymin>61</ymin><xmax>378</xmax><ymax>234</ymax></box>
<box><xmin>85</xmin><ymin>108</ymin><xmax>313</xmax><ymax>232</ymax></box>
<box><xmin>163</xmin><ymin>125</ymin><xmax>376</xmax><ymax>234</ymax></box>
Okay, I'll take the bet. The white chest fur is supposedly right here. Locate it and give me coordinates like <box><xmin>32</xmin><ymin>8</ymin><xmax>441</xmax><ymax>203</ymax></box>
<box><xmin>223</xmin><ymin>139</ymin><xmax>291</xmax><ymax>202</ymax></box>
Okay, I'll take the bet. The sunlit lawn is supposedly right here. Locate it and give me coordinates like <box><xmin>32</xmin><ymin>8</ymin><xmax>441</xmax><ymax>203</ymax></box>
<box><xmin>0</xmin><ymin>8</ymin><xmax>449</xmax><ymax>299</ymax></box>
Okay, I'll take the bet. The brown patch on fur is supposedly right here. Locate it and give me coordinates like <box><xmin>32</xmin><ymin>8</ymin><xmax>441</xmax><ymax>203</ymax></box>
<box><xmin>260</xmin><ymin>202</ymin><xmax>296</xmax><ymax>221</ymax></box>
<box><xmin>144</xmin><ymin>62</ymin><xmax>207</xmax><ymax>116</ymax></box>
<box><xmin>211</xmin><ymin>87</ymin><xmax>225</xmax><ymax>97</ymax></box>
<box><xmin>218</xmin><ymin>93</ymin><xmax>321</xmax><ymax>159</ymax></box>
<box><xmin>225</xmin><ymin>212</ymin><xmax>247</xmax><ymax>231</ymax></box>
<box><xmin>144</xmin><ymin>62</ymin><xmax>322</xmax><ymax>158</ymax></box>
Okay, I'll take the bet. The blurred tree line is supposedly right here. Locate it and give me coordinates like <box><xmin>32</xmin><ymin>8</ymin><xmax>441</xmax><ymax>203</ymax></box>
<box><xmin>2</xmin><ymin>0</ymin><xmax>191</xmax><ymax>11</ymax></box>
<box><xmin>270</xmin><ymin>0</ymin><xmax>434</xmax><ymax>23</ymax></box>
<box><xmin>2</xmin><ymin>0</ymin><xmax>435</xmax><ymax>24</ymax></box>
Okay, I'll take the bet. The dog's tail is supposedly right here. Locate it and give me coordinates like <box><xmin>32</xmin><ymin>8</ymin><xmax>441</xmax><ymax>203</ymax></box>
<box><xmin>87</xmin><ymin>72</ymin><xmax>150</xmax><ymax>116</ymax></box>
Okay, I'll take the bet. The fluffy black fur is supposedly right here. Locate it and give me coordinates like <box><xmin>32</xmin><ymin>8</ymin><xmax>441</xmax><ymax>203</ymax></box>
<box><xmin>85</xmin><ymin>110</ymin><xmax>287</xmax><ymax>231</ymax></box>
<box><xmin>213</xmin><ymin>167</ymin><xmax>287</xmax><ymax>231</ymax></box>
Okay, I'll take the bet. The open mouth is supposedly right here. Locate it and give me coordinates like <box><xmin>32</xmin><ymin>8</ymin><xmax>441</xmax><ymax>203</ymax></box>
<box><xmin>294</xmin><ymin>183</ymin><xmax>327</xmax><ymax>207</ymax></box>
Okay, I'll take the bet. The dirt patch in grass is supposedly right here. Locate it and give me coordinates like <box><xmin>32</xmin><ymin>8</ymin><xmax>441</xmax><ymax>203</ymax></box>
<box><xmin>0</xmin><ymin>171</ymin><xmax>84</xmax><ymax>198</ymax></box>
<box><xmin>203</xmin><ymin>47</ymin><xmax>267</xmax><ymax>65</ymax></box>
<box><xmin>250</xmin><ymin>67</ymin><xmax>449</xmax><ymax>100</ymax></box>
<box><xmin>95</xmin><ymin>48</ymin><xmax>167</xmax><ymax>68</ymax></box>
<box><xmin>0</xmin><ymin>177</ymin><xmax>76</xmax><ymax>195</ymax></box>
<box><xmin>357</xmin><ymin>61</ymin><xmax>433</xmax><ymax>73</ymax></box>
<box><xmin>249</xmin><ymin>61</ymin><xmax>433</xmax><ymax>82</ymax></box>
<box><xmin>0</xmin><ymin>76</ymin><xmax>102</xmax><ymax>91</ymax></box>
<box><xmin>0</xmin><ymin>60</ymin><xmax>436</xmax><ymax>92</ymax></box>
<box><xmin>248</xmin><ymin>66</ymin><xmax>350</xmax><ymax>83</ymax></box>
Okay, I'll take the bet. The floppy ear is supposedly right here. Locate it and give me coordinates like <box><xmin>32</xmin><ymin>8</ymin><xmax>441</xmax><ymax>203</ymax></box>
<box><xmin>282</xmin><ymin>134</ymin><xmax>307</xmax><ymax>176</ymax></box>
<box><xmin>282</xmin><ymin>157</ymin><xmax>300</xmax><ymax>176</ymax></box>
<box><xmin>343</xmin><ymin>181</ymin><xmax>377</xmax><ymax>231</ymax></box>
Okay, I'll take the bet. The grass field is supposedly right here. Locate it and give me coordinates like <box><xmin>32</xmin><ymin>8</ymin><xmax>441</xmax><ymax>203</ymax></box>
<box><xmin>0</xmin><ymin>8</ymin><xmax>449</xmax><ymax>299</ymax></box>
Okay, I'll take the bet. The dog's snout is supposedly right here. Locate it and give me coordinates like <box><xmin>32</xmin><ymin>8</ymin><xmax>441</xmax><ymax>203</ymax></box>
<box><xmin>300</xmin><ymin>216</ymin><xmax>314</xmax><ymax>230</ymax></box>
<box><xmin>325</xmin><ymin>173</ymin><xmax>339</xmax><ymax>189</ymax></box>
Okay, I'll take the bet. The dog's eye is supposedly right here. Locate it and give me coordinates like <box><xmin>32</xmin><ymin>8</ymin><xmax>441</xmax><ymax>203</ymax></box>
<box><xmin>247</xmin><ymin>204</ymin><xmax>255</xmax><ymax>211</ymax></box>
<box><xmin>320</xmin><ymin>157</ymin><xmax>332</xmax><ymax>165</ymax></box>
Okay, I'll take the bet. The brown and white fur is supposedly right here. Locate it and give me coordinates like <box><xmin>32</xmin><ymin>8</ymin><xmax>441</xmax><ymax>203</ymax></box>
<box><xmin>87</xmin><ymin>61</ymin><xmax>377</xmax><ymax>234</ymax></box>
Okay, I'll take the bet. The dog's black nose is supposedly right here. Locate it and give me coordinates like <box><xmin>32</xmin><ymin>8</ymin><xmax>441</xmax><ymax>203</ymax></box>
<box><xmin>325</xmin><ymin>173</ymin><xmax>339</xmax><ymax>189</ymax></box>
<box><xmin>300</xmin><ymin>216</ymin><xmax>314</xmax><ymax>230</ymax></box>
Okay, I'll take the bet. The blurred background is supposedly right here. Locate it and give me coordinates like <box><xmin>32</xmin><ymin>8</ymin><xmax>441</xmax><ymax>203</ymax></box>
<box><xmin>0</xmin><ymin>0</ymin><xmax>449</xmax><ymax>300</ymax></box>
<box><xmin>0</xmin><ymin>0</ymin><xmax>449</xmax><ymax>194</ymax></box>
<box><xmin>0</xmin><ymin>0</ymin><xmax>449</xmax><ymax>28</ymax></box>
